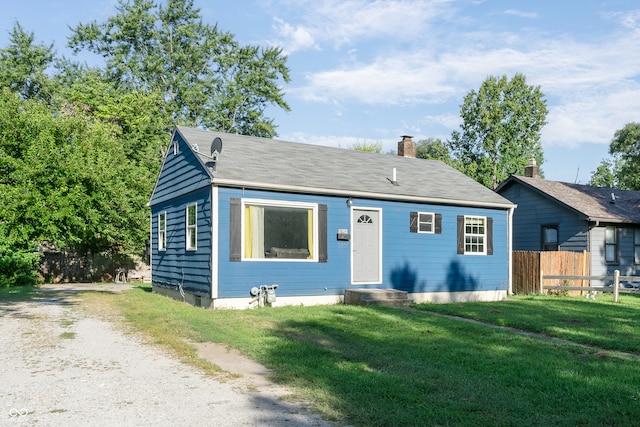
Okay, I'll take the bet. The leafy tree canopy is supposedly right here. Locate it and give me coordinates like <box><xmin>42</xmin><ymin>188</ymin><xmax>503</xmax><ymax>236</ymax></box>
<box><xmin>0</xmin><ymin>22</ymin><xmax>56</xmax><ymax>102</ymax></box>
<box><xmin>589</xmin><ymin>157</ymin><xmax>620</xmax><ymax>188</ymax></box>
<box><xmin>350</xmin><ymin>141</ymin><xmax>383</xmax><ymax>153</ymax></box>
<box><xmin>608</xmin><ymin>123</ymin><xmax>640</xmax><ymax>190</ymax></box>
<box><xmin>448</xmin><ymin>73</ymin><xmax>547</xmax><ymax>189</ymax></box>
<box><xmin>68</xmin><ymin>0</ymin><xmax>290</xmax><ymax>137</ymax></box>
<box><xmin>416</xmin><ymin>138</ymin><xmax>455</xmax><ymax>165</ymax></box>
<box><xmin>0</xmin><ymin>89</ymin><xmax>149</xmax><ymax>255</ymax></box>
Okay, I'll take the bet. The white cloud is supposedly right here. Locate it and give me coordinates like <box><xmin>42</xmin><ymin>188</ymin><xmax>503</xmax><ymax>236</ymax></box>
<box><xmin>281</xmin><ymin>131</ymin><xmax>384</xmax><ymax>150</ymax></box>
<box><xmin>267</xmin><ymin>0</ymin><xmax>640</xmax><ymax>150</ymax></box>
<box><xmin>604</xmin><ymin>9</ymin><xmax>640</xmax><ymax>32</ymax></box>
<box><xmin>269</xmin><ymin>0</ymin><xmax>454</xmax><ymax>51</ymax></box>
<box><xmin>271</xmin><ymin>18</ymin><xmax>318</xmax><ymax>54</ymax></box>
<box><xmin>299</xmin><ymin>51</ymin><xmax>459</xmax><ymax>104</ymax></box>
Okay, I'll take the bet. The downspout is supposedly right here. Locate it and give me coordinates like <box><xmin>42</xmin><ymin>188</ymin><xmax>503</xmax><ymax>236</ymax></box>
<box><xmin>508</xmin><ymin>206</ymin><xmax>515</xmax><ymax>296</ymax></box>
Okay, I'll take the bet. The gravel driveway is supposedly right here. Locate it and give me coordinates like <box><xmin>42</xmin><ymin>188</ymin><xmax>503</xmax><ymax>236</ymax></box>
<box><xmin>0</xmin><ymin>284</ymin><xmax>333</xmax><ymax>426</ymax></box>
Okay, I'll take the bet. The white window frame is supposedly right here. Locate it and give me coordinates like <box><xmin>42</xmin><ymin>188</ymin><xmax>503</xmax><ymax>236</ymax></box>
<box><xmin>605</xmin><ymin>226</ymin><xmax>618</xmax><ymax>264</ymax></box>
<box><xmin>158</xmin><ymin>211</ymin><xmax>167</xmax><ymax>251</ymax></box>
<box><xmin>417</xmin><ymin>212</ymin><xmax>435</xmax><ymax>234</ymax></box>
<box><xmin>241</xmin><ymin>198</ymin><xmax>318</xmax><ymax>262</ymax></box>
<box><xmin>464</xmin><ymin>215</ymin><xmax>486</xmax><ymax>255</ymax></box>
<box><xmin>173</xmin><ymin>140</ymin><xmax>179</xmax><ymax>155</ymax></box>
<box><xmin>635</xmin><ymin>229</ymin><xmax>640</xmax><ymax>265</ymax></box>
<box><xmin>186</xmin><ymin>203</ymin><xmax>197</xmax><ymax>251</ymax></box>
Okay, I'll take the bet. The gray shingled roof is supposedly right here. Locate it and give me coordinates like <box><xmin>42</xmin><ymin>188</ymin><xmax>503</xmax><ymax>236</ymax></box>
<box><xmin>175</xmin><ymin>126</ymin><xmax>514</xmax><ymax>208</ymax></box>
<box><xmin>501</xmin><ymin>176</ymin><xmax>640</xmax><ymax>223</ymax></box>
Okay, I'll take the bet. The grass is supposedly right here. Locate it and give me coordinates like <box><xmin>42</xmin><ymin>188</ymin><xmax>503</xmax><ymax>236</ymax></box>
<box><xmin>413</xmin><ymin>293</ymin><xmax>640</xmax><ymax>354</ymax></box>
<box><xmin>4</xmin><ymin>286</ymin><xmax>640</xmax><ymax>426</ymax></box>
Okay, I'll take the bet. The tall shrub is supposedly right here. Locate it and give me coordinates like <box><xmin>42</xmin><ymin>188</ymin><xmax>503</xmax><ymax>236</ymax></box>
<box><xmin>0</xmin><ymin>239</ymin><xmax>40</xmax><ymax>287</ymax></box>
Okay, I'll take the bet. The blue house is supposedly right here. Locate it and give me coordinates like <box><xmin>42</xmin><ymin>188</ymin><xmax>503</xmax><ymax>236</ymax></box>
<box><xmin>148</xmin><ymin>127</ymin><xmax>516</xmax><ymax>309</ymax></box>
<box><xmin>497</xmin><ymin>159</ymin><xmax>640</xmax><ymax>285</ymax></box>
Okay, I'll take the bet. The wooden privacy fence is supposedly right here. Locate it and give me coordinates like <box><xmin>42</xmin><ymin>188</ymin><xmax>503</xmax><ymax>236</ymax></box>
<box><xmin>543</xmin><ymin>270</ymin><xmax>640</xmax><ymax>303</ymax></box>
<box><xmin>512</xmin><ymin>250</ymin><xmax>590</xmax><ymax>295</ymax></box>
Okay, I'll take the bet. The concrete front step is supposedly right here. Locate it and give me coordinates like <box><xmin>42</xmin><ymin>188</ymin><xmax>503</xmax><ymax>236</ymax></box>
<box><xmin>360</xmin><ymin>298</ymin><xmax>412</xmax><ymax>308</ymax></box>
<box><xmin>344</xmin><ymin>288</ymin><xmax>412</xmax><ymax>307</ymax></box>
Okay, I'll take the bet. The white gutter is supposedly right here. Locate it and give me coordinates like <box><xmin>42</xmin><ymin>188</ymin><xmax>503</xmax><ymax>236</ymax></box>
<box><xmin>211</xmin><ymin>178</ymin><xmax>516</xmax><ymax>210</ymax></box>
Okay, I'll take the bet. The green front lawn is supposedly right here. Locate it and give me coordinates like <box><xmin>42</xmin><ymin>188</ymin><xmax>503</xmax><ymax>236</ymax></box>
<box><xmin>109</xmin><ymin>289</ymin><xmax>640</xmax><ymax>426</ymax></box>
<box><xmin>5</xmin><ymin>287</ymin><xmax>639</xmax><ymax>426</ymax></box>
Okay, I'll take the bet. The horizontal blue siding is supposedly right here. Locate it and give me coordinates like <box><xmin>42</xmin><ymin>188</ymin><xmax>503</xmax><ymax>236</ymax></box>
<box><xmin>591</xmin><ymin>226</ymin><xmax>640</xmax><ymax>279</ymax></box>
<box><xmin>216</xmin><ymin>188</ymin><xmax>510</xmax><ymax>298</ymax></box>
<box><xmin>151</xmin><ymin>187</ymin><xmax>212</xmax><ymax>296</ymax></box>
<box><xmin>150</xmin><ymin>133</ymin><xmax>211</xmax><ymax>206</ymax></box>
<box><xmin>150</xmin><ymin>132</ymin><xmax>214</xmax><ymax>296</ymax></box>
<box><xmin>500</xmin><ymin>184</ymin><xmax>589</xmax><ymax>251</ymax></box>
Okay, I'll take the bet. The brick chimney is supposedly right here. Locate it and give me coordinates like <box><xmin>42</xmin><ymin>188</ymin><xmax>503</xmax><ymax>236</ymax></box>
<box><xmin>398</xmin><ymin>135</ymin><xmax>416</xmax><ymax>158</ymax></box>
<box><xmin>524</xmin><ymin>158</ymin><xmax>540</xmax><ymax>178</ymax></box>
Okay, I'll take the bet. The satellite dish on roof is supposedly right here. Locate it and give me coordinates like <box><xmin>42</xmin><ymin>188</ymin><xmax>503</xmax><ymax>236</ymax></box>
<box><xmin>210</xmin><ymin>137</ymin><xmax>222</xmax><ymax>161</ymax></box>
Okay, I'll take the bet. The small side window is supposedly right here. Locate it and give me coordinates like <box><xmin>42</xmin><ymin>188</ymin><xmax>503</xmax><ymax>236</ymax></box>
<box><xmin>605</xmin><ymin>226</ymin><xmax>618</xmax><ymax>264</ymax></box>
<box><xmin>541</xmin><ymin>224</ymin><xmax>559</xmax><ymax>251</ymax></box>
<box><xmin>158</xmin><ymin>212</ymin><xmax>167</xmax><ymax>251</ymax></box>
<box><xmin>186</xmin><ymin>204</ymin><xmax>197</xmax><ymax>250</ymax></box>
<box><xmin>410</xmin><ymin>212</ymin><xmax>442</xmax><ymax>234</ymax></box>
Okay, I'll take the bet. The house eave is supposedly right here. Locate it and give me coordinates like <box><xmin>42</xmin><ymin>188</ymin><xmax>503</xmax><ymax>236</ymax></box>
<box><xmin>587</xmin><ymin>217</ymin><xmax>640</xmax><ymax>226</ymax></box>
<box><xmin>212</xmin><ymin>178</ymin><xmax>516</xmax><ymax>210</ymax></box>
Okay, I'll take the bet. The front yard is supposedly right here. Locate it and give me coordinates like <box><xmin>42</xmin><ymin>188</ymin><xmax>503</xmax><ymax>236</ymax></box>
<box><xmin>5</xmin><ymin>286</ymin><xmax>639</xmax><ymax>426</ymax></box>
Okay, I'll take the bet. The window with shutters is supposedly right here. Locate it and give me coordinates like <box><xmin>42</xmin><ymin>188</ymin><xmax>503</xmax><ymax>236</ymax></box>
<box><xmin>409</xmin><ymin>212</ymin><xmax>442</xmax><ymax>234</ymax></box>
<box><xmin>457</xmin><ymin>215</ymin><xmax>492</xmax><ymax>255</ymax></box>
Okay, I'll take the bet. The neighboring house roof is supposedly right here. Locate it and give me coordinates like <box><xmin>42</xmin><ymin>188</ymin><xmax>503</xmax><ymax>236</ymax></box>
<box><xmin>171</xmin><ymin>126</ymin><xmax>514</xmax><ymax>209</ymax></box>
<box><xmin>498</xmin><ymin>175</ymin><xmax>640</xmax><ymax>223</ymax></box>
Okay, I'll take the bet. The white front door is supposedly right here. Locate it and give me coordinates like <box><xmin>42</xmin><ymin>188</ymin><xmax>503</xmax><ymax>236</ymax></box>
<box><xmin>352</xmin><ymin>208</ymin><xmax>381</xmax><ymax>283</ymax></box>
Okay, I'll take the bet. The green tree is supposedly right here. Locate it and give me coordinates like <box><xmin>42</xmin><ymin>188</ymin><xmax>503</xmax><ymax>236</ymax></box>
<box><xmin>589</xmin><ymin>157</ymin><xmax>619</xmax><ymax>188</ymax></box>
<box><xmin>0</xmin><ymin>90</ymin><xmax>149</xmax><ymax>257</ymax></box>
<box><xmin>0</xmin><ymin>22</ymin><xmax>56</xmax><ymax>101</ymax></box>
<box><xmin>607</xmin><ymin>122</ymin><xmax>640</xmax><ymax>190</ymax></box>
<box><xmin>448</xmin><ymin>73</ymin><xmax>547</xmax><ymax>189</ymax></box>
<box><xmin>54</xmin><ymin>66</ymin><xmax>170</xmax><ymax>170</ymax></box>
<box><xmin>350</xmin><ymin>141</ymin><xmax>383</xmax><ymax>153</ymax></box>
<box><xmin>416</xmin><ymin>138</ymin><xmax>454</xmax><ymax>164</ymax></box>
<box><xmin>68</xmin><ymin>0</ymin><xmax>290</xmax><ymax>137</ymax></box>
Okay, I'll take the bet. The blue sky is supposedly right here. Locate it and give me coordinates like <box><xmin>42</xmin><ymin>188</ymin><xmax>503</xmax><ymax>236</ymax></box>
<box><xmin>2</xmin><ymin>0</ymin><xmax>639</xmax><ymax>184</ymax></box>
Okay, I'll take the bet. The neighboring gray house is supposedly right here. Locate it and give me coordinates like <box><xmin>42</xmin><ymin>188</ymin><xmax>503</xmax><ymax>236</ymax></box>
<box><xmin>497</xmin><ymin>160</ymin><xmax>640</xmax><ymax>283</ymax></box>
<box><xmin>148</xmin><ymin>127</ymin><xmax>516</xmax><ymax>309</ymax></box>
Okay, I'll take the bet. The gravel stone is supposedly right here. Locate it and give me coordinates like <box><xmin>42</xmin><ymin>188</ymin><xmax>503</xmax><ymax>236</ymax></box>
<box><xmin>0</xmin><ymin>285</ymin><xmax>334</xmax><ymax>426</ymax></box>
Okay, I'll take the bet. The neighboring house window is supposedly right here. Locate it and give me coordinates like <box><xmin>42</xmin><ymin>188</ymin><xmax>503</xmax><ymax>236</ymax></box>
<box><xmin>186</xmin><ymin>203</ymin><xmax>197</xmax><ymax>250</ymax></box>
<box><xmin>158</xmin><ymin>212</ymin><xmax>167</xmax><ymax>251</ymax></box>
<box><xmin>409</xmin><ymin>212</ymin><xmax>442</xmax><ymax>234</ymax></box>
<box><xmin>541</xmin><ymin>224</ymin><xmax>559</xmax><ymax>251</ymax></box>
<box><xmin>457</xmin><ymin>215</ymin><xmax>493</xmax><ymax>255</ymax></box>
<box><xmin>635</xmin><ymin>229</ymin><xmax>640</xmax><ymax>265</ymax></box>
<box><xmin>229</xmin><ymin>198</ymin><xmax>328</xmax><ymax>262</ymax></box>
<box><xmin>173</xmin><ymin>140</ymin><xmax>179</xmax><ymax>155</ymax></box>
<box><xmin>604</xmin><ymin>226</ymin><xmax>618</xmax><ymax>264</ymax></box>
